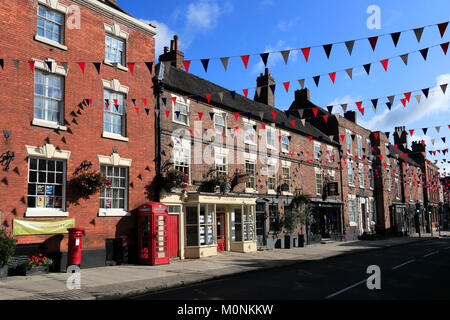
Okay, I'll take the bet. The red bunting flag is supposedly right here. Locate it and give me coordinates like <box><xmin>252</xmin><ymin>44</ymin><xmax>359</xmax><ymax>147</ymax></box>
<box><xmin>77</xmin><ymin>62</ymin><xmax>85</xmax><ymax>74</ymax></box>
<box><xmin>234</xmin><ymin>112</ymin><xmax>239</xmax><ymax>120</ymax></box>
<box><xmin>301</xmin><ymin>47</ymin><xmax>311</xmax><ymax>62</ymax></box>
<box><xmin>356</xmin><ymin>101</ymin><xmax>363</xmax><ymax>109</ymax></box>
<box><xmin>234</xmin><ymin>126</ymin><xmax>239</xmax><ymax>131</ymax></box>
<box><xmin>323</xmin><ymin>115</ymin><xmax>328</xmax><ymax>123</ymax></box>
<box><xmin>127</xmin><ymin>63</ymin><xmax>135</xmax><ymax>75</ymax></box>
<box><xmin>172</xmin><ymin>97</ymin><xmax>177</xmax><ymax>105</ymax></box>
<box><xmin>290</xmin><ymin>120</ymin><xmax>295</xmax><ymax>127</ymax></box>
<box><xmin>312</xmin><ymin>107</ymin><xmax>318</xmax><ymax>117</ymax></box>
<box><xmin>262</xmin><ymin>124</ymin><xmax>266</xmax><ymax>130</ymax></box>
<box><xmin>328</xmin><ymin>72</ymin><xmax>336</xmax><ymax>84</ymax></box>
<box><xmin>368</xmin><ymin>36</ymin><xmax>378</xmax><ymax>51</ymax></box>
<box><xmin>278</xmin><ymin>136</ymin><xmax>282</xmax><ymax>142</ymax></box>
<box><xmin>28</xmin><ymin>60</ymin><xmax>35</xmax><ymax>73</ymax></box>
<box><xmin>404</xmin><ymin>92</ymin><xmax>411</xmax><ymax>102</ymax></box>
<box><xmin>165</xmin><ymin>110</ymin><xmax>170</xmax><ymax>118</ymax></box>
<box><xmin>206</xmin><ymin>93</ymin><xmax>211</xmax><ymax>103</ymax></box>
<box><xmin>409</xmin><ymin>129</ymin><xmax>414</xmax><ymax>136</ymax></box>
<box><xmin>183</xmin><ymin>60</ymin><xmax>191</xmax><ymax>73</ymax></box>
<box><xmin>395</xmin><ymin>144</ymin><xmax>398</xmax><ymax>149</ymax></box>
<box><xmin>241</xmin><ymin>55</ymin><xmax>250</xmax><ymax>69</ymax></box>
<box><xmin>243</xmin><ymin>89</ymin><xmax>249</xmax><ymax>98</ymax></box>
<box><xmin>359</xmin><ymin>108</ymin><xmax>364</xmax><ymax>116</ymax></box>
<box><xmin>135</xmin><ymin>107</ymin><xmax>139</xmax><ymax>114</ymax></box>
<box><xmin>308</xmin><ymin>136</ymin><xmax>312</xmax><ymax>142</ymax></box>
<box><xmin>438</xmin><ymin>22</ymin><xmax>449</xmax><ymax>38</ymax></box>
<box><xmin>271</xmin><ymin>111</ymin><xmax>277</xmax><ymax>120</ymax></box>
<box><xmin>380</xmin><ymin>59</ymin><xmax>389</xmax><ymax>71</ymax></box>
<box><xmin>88</xmin><ymin>99</ymin><xmax>92</xmax><ymax>106</ymax></box>
<box><xmin>401</xmin><ymin>98</ymin><xmax>407</xmax><ymax>107</ymax></box>
<box><xmin>142</xmin><ymin>98</ymin><xmax>147</xmax><ymax>106</ymax></box>
<box><xmin>283</xmin><ymin>82</ymin><xmax>290</xmax><ymax>93</ymax></box>
<box><xmin>198</xmin><ymin>112</ymin><xmax>203</xmax><ymax>120</ymax></box>
<box><xmin>374</xmin><ymin>132</ymin><xmax>379</xmax><ymax>140</ymax></box>
<box><xmin>340</xmin><ymin>135</ymin><xmax>345</xmax><ymax>142</ymax></box>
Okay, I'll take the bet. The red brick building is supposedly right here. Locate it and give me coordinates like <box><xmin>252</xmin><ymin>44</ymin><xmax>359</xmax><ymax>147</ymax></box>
<box><xmin>0</xmin><ymin>0</ymin><xmax>156</xmax><ymax>270</ymax></box>
<box><xmin>154</xmin><ymin>37</ymin><xmax>342</xmax><ymax>259</ymax></box>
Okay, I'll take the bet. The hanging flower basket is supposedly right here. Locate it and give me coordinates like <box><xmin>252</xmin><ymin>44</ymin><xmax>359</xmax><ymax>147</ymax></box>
<box><xmin>164</xmin><ymin>169</ymin><xmax>188</xmax><ymax>192</ymax></box>
<box><xmin>75</xmin><ymin>170</ymin><xmax>111</xmax><ymax>196</ymax></box>
<box><xmin>215</xmin><ymin>174</ymin><xmax>232</xmax><ymax>194</ymax></box>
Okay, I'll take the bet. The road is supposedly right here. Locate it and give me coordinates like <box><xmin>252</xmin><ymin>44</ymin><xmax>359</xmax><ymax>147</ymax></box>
<box><xmin>131</xmin><ymin>238</ymin><xmax>450</xmax><ymax>300</ymax></box>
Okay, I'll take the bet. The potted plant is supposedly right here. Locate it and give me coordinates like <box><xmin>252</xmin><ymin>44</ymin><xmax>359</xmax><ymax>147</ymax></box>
<box><xmin>0</xmin><ymin>228</ymin><xmax>16</xmax><ymax>280</ymax></box>
<box><xmin>75</xmin><ymin>170</ymin><xmax>111</xmax><ymax>196</ymax></box>
<box><xmin>290</xmin><ymin>194</ymin><xmax>310</xmax><ymax>247</ymax></box>
<box><xmin>163</xmin><ymin>169</ymin><xmax>188</xmax><ymax>192</ymax></box>
<box><xmin>21</xmin><ymin>254</ymin><xmax>53</xmax><ymax>276</ymax></box>
<box><xmin>215</xmin><ymin>173</ymin><xmax>232</xmax><ymax>194</ymax></box>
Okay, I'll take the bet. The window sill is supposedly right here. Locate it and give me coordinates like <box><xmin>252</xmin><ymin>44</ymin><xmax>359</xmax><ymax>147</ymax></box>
<box><xmin>282</xmin><ymin>192</ymin><xmax>293</xmax><ymax>196</ymax></box>
<box><xmin>102</xmin><ymin>132</ymin><xmax>129</xmax><ymax>142</ymax></box>
<box><xmin>98</xmin><ymin>209</ymin><xmax>130</xmax><ymax>217</ymax></box>
<box><xmin>34</xmin><ymin>35</ymin><xmax>68</xmax><ymax>51</ymax></box>
<box><xmin>245</xmin><ymin>141</ymin><xmax>257</xmax><ymax>146</ymax></box>
<box><xmin>267</xmin><ymin>146</ymin><xmax>277</xmax><ymax>151</ymax></box>
<box><xmin>245</xmin><ymin>188</ymin><xmax>258</xmax><ymax>194</ymax></box>
<box><xmin>103</xmin><ymin>60</ymin><xmax>129</xmax><ymax>72</ymax></box>
<box><xmin>32</xmin><ymin>119</ymin><xmax>67</xmax><ymax>131</ymax></box>
<box><xmin>25</xmin><ymin>209</ymin><xmax>69</xmax><ymax>217</ymax></box>
<box><xmin>349</xmin><ymin>222</ymin><xmax>357</xmax><ymax>227</ymax></box>
<box><xmin>172</xmin><ymin>120</ymin><xmax>190</xmax><ymax>127</ymax></box>
<box><xmin>268</xmin><ymin>190</ymin><xmax>277</xmax><ymax>195</ymax></box>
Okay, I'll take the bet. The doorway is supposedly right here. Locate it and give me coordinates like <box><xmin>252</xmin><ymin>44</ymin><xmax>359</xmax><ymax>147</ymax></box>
<box><xmin>216</xmin><ymin>211</ymin><xmax>225</xmax><ymax>252</ymax></box>
<box><xmin>256</xmin><ymin>202</ymin><xmax>266</xmax><ymax>247</ymax></box>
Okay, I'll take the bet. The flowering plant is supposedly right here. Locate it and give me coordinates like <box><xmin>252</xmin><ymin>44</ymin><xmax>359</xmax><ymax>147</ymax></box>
<box><xmin>75</xmin><ymin>170</ymin><xmax>111</xmax><ymax>195</ymax></box>
<box><xmin>24</xmin><ymin>254</ymin><xmax>53</xmax><ymax>268</ymax></box>
<box><xmin>164</xmin><ymin>169</ymin><xmax>188</xmax><ymax>192</ymax></box>
<box><xmin>215</xmin><ymin>174</ymin><xmax>232</xmax><ymax>193</ymax></box>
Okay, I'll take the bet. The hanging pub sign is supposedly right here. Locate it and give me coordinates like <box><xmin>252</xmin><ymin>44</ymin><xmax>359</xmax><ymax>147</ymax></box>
<box><xmin>327</xmin><ymin>182</ymin><xmax>339</xmax><ymax>196</ymax></box>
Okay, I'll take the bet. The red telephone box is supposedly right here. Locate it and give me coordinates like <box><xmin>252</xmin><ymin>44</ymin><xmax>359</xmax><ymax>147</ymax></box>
<box><xmin>138</xmin><ymin>202</ymin><xmax>170</xmax><ymax>265</ymax></box>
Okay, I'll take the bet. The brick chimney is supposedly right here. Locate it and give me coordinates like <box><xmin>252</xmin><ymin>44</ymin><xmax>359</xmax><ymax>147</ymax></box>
<box><xmin>158</xmin><ymin>35</ymin><xmax>185</xmax><ymax>70</ymax></box>
<box><xmin>254</xmin><ymin>68</ymin><xmax>275</xmax><ymax>106</ymax></box>
<box><xmin>394</xmin><ymin>126</ymin><xmax>408</xmax><ymax>148</ymax></box>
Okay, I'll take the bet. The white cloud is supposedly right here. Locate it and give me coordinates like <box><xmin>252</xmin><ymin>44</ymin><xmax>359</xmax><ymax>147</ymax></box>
<box><xmin>327</xmin><ymin>94</ymin><xmax>363</xmax><ymax>116</ymax></box>
<box><xmin>276</xmin><ymin>17</ymin><xmax>300</xmax><ymax>32</ymax></box>
<box><xmin>359</xmin><ymin>73</ymin><xmax>450</xmax><ymax>132</ymax></box>
<box><xmin>251</xmin><ymin>40</ymin><xmax>298</xmax><ymax>74</ymax></box>
<box><xmin>140</xmin><ymin>19</ymin><xmax>177</xmax><ymax>58</ymax></box>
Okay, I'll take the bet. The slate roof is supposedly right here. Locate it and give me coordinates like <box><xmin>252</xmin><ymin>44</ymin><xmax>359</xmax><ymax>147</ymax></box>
<box><xmin>159</xmin><ymin>64</ymin><xmax>338</xmax><ymax>145</ymax></box>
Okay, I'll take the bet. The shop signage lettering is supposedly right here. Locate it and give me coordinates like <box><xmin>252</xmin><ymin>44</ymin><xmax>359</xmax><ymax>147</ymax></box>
<box><xmin>13</xmin><ymin>218</ymin><xmax>75</xmax><ymax>236</ymax></box>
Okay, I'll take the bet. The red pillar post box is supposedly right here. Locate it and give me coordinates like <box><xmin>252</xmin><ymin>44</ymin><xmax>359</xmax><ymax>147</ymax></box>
<box><xmin>138</xmin><ymin>202</ymin><xmax>170</xmax><ymax>265</ymax></box>
<box><xmin>67</xmin><ymin>227</ymin><xmax>84</xmax><ymax>266</ymax></box>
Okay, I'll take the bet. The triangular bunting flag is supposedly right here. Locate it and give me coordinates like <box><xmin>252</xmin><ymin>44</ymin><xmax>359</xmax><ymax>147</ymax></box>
<box><xmin>183</xmin><ymin>60</ymin><xmax>191</xmax><ymax>73</ymax></box>
<box><xmin>441</xmin><ymin>42</ymin><xmax>449</xmax><ymax>55</ymax></box>
<box><xmin>259</xmin><ymin>112</ymin><xmax>264</xmax><ymax>120</ymax></box>
<box><xmin>323</xmin><ymin>115</ymin><xmax>328</xmax><ymax>123</ymax></box>
<box><xmin>313</xmin><ymin>75</ymin><xmax>320</xmax><ymax>87</ymax></box>
<box><xmin>12</xmin><ymin>60</ymin><xmax>19</xmax><ymax>70</ymax></box>
<box><xmin>401</xmin><ymin>98</ymin><xmax>407</xmax><ymax>107</ymax></box>
<box><xmin>409</xmin><ymin>129</ymin><xmax>414</xmax><ymax>136</ymax></box>
<box><xmin>419</xmin><ymin>48</ymin><xmax>429</xmax><ymax>61</ymax></box>
<box><xmin>327</xmin><ymin>105</ymin><xmax>333</xmax><ymax>114</ymax></box>
<box><xmin>422</xmin><ymin>128</ymin><xmax>428</xmax><ymax>135</ymax></box>
<box><xmin>438</xmin><ymin>22</ymin><xmax>448</xmax><ymax>38</ymax></box>
<box><xmin>435</xmin><ymin>126</ymin><xmax>441</xmax><ymax>133</ymax></box>
<box><xmin>260</xmin><ymin>53</ymin><xmax>269</xmax><ymax>66</ymax></box>
<box><xmin>328</xmin><ymin>72</ymin><xmax>336</xmax><ymax>84</ymax></box>
<box><xmin>284</xmin><ymin>110</ymin><xmax>290</xmax><ymax>118</ymax></box>
<box><xmin>220</xmin><ymin>57</ymin><xmax>229</xmax><ymax>71</ymax></box>
<box><xmin>323</xmin><ymin>44</ymin><xmax>333</xmax><ymax>59</ymax></box>
<box><xmin>270</xmin><ymin>84</ymin><xmax>276</xmax><ymax>94</ymax></box>
<box><xmin>345</xmin><ymin>40</ymin><xmax>355</xmax><ymax>55</ymax></box>
<box><xmin>422</xmin><ymin>88</ymin><xmax>429</xmax><ymax>98</ymax></box>
<box><xmin>281</xmin><ymin>50</ymin><xmax>290</xmax><ymax>64</ymax></box>
<box><xmin>341</xmin><ymin>104</ymin><xmax>347</xmax><ymax>113</ymax></box>
<box><xmin>201</xmin><ymin>59</ymin><xmax>209</xmax><ymax>72</ymax></box>
<box><xmin>209</xmin><ymin>112</ymin><xmax>214</xmax><ymax>120</ymax></box>
<box><xmin>301</xmin><ymin>47</ymin><xmax>310</xmax><ymax>62</ymax></box>
<box><xmin>93</xmin><ymin>62</ymin><xmax>101</xmax><ymax>74</ymax></box>
<box><xmin>404</xmin><ymin>92</ymin><xmax>411</xmax><ymax>102</ymax></box>
<box><xmin>290</xmin><ymin>120</ymin><xmax>295</xmax><ymax>127</ymax></box>
<box><xmin>283</xmin><ymin>82</ymin><xmax>290</xmax><ymax>93</ymax></box>
<box><xmin>368</xmin><ymin>36</ymin><xmax>378</xmax><ymax>51</ymax></box>
<box><xmin>135</xmin><ymin>107</ymin><xmax>139</xmax><ymax>115</ymax></box>
<box><xmin>312</xmin><ymin>107</ymin><xmax>318</xmax><ymax>117</ymax></box>
<box><xmin>0</xmin><ymin>59</ymin><xmax>3</xmax><ymax>70</ymax></box>
<box><xmin>230</xmin><ymin>91</ymin><xmax>236</xmax><ymax>99</ymax></box>
<box><xmin>241</xmin><ymin>55</ymin><xmax>250</xmax><ymax>69</ymax></box>
<box><xmin>145</xmin><ymin>62</ymin><xmax>153</xmax><ymax>74</ymax></box>
<box><xmin>345</xmin><ymin>68</ymin><xmax>353</xmax><ymax>79</ymax></box>
<box><xmin>301</xmin><ymin>119</ymin><xmax>306</xmax><ymax>126</ymax></box>
<box><xmin>76</xmin><ymin>62</ymin><xmax>85</xmax><ymax>74</ymax></box>
<box><xmin>234</xmin><ymin>112</ymin><xmax>239</xmax><ymax>121</ymax></box>
<box><xmin>391</xmin><ymin>32</ymin><xmax>401</xmax><ymax>47</ymax></box>
<box><xmin>298</xmin><ymin>109</ymin><xmax>304</xmax><ymax>118</ymax></box>
<box><xmin>388</xmin><ymin>95</ymin><xmax>395</xmax><ymax>105</ymax></box>
<box><xmin>380</xmin><ymin>59</ymin><xmax>389</xmax><ymax>71</ymax></box>
<box><xmin>127</xmin><ymin>62</ymin><xmax>135</xmax><ymax>75</ymax></box>
<box><xmin>145</xmin><ymin>108</ymin><xmax>149</xmax><ymax>115</ymax></box>
<box><xmin>414</xmin><ymin>27</ymin><xmax>424</xmax><ymax>43</ymax></box>
<box><xmin>28</xmin><ymin>60</ymin><xmax>35</xmax><ymax>73</ymax></box>
<box><xmin>243</xmin><ymin>89</ymin><xmax>249</xmax><ymax>98</ymax></box>
<box><xmin>298</xmin><ymin>79</ymin><xmax>305</xmax><ymax>89</ymax></box>
<box><xmin>271</xmin><ymin>111</ymin><xmax>277</xmax><ymax>120</ymax></box>
<box><xmin>440</xmin><ymin>83</ymin><xmax>447</xmax><ymax>94</ymax></box>
<box><xmin>363</xmin><ymin>63</ymin><xmax>371</xmax><ymax>75</ymax></box>
<box><xmin>400</xmin><ymin>54</ymin><xmax>408</xmax><ymax>66</ymax></box>
<box><xmin>218</xmin><ymin>92</ymin><xmax>224</xmax><ymax>102</ymax></box>
<box><xmin>198</xmin><ymin>112</ymin><xmax>203</xmax><ymax>120</ymax></box>
<box><xmin>415</xmin><ymin>95</ymin><xmax>422</xmax><ymax>104</ymax></box>
<box><xmin>165</xmin><ymin>110</ymin><xmax>170</xmax><ymax>118</ymax></box>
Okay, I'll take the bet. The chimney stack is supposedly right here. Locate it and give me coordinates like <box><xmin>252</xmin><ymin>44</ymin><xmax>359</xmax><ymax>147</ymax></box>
<box><xmin>159</xmin><ymin>35</ymin><xmax>185</xmax><ymax>70</ymax></box>
<box><xmin>394</xmin><ymin>126</ymin><xmax>408</xmax><ymax>149</ymax></box>
<box><xmin>254</xmin><ymin>68</ymin><xmax>275</xmax><ymax>106</ymax></box>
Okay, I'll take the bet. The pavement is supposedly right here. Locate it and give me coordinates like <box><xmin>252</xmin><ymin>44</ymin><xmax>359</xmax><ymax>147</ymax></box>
<box><xmin>1</xmin><ymin>231</ymin><xmax>449</xmax><ymax>300</ymax></box>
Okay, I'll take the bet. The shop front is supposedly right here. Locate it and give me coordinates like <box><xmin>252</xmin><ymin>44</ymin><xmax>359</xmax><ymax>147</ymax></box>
<box><xmin>160</xmin><ymin>192</ymin><xmax>258</xmax><ymax>259</ymax></box>
<box><xmin>307</xmin><ymin>198</ymin><xmax>343</xmax><ymax>242</ymax></box>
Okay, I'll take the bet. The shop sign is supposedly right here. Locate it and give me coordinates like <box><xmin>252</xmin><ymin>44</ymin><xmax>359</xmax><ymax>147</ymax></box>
<box><xmin>327</xmin><ymin>182</ymin><xmax>339</xmax><ymax>196</ymax></box>
<box><xmin>13</xmin><ymin>218</ymin><xmax>75</xmax><ymax>236</ymax></box>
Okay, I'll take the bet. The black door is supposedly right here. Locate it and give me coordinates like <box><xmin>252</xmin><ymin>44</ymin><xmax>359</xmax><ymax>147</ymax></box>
<box><xmin>256</xmin><ymin>202</ymin><xmax>266</xmax><ymax>246</ymax></box>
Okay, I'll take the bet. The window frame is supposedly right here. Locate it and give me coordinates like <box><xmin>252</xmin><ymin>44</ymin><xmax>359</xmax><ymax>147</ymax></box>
<box><xmin>245</xmin><ymin>159</ymin><xmax>256</xmax><ymax>190</ymax></box>
<box><xmin>214</xmin><ymin>113</ymin><xmax>226</xmax><ymax>136</ymax></box>
<box><xmin>105</xmin><ymin>33</ymin><xmax>126</xmax><ymax>67</ymax></box>
<box><xmin>172</xmin><ymin>100</ymin><xmax>189</xmax><ymax>126</ymax></box>
<box><xmin>36</xmin><ymin>3</ymin><xmax>66</xmax><ymax>48</ymax></box>
<box><xmin>173</xmin><ymin>145</ymin><xmax>191</xmax><ymax>184</ymax></box>
<box><xmin>103</xmin><ymin>88</ymin><xmax>127</xmax><ymax>137</ymax></box>
<box><xmin>99</xmin><ymin>165</ymin><xmax>129</xmax><ymax>214</ymax></box>
<box><xmin>34</xmin><ymin>69</ymin><xmax>65</xmax><ymax>126</ymax></box>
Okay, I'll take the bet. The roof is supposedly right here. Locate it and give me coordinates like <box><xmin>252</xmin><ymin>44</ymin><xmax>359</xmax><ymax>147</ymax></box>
<box><xmin>159</xmin><ymin>64</ymin><xmax>337</xmax><ymax>145</ymax></box>
<box><xmin>98</xmin><ymin>0</ymin><xmax>130</xmax><ymax>15</ymax></box>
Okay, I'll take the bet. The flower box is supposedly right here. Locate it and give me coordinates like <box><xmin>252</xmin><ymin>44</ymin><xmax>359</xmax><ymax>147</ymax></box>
<box><xmin>23</xmin><ymin>265</ymin><xmax>49</xmax><ymax>276</ymax></box>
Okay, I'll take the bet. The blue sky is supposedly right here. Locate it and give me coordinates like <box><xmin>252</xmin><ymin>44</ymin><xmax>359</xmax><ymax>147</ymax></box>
<box><xmin>120</xmin><ymin>0</ymin><xmax>450</xmax><ymax>176</ymax></box>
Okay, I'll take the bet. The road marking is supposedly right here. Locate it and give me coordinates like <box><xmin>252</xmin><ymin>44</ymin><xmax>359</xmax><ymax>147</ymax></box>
<box><xmin>325</xmin><ymin>279</ymin><xmax>367</xmax><ymax>299</ymax></box>
<box><xmin>423</xmin><ymin>251</ymin><xmax>439</xmax><ymax>257</ymax></box>
<box><xmin>392</xmin><ymin>259</ymin><xmax>416</xmax><ymax>270</ymax></box>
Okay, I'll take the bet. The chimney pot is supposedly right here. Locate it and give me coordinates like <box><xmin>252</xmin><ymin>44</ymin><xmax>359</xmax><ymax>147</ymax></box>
<box><xmin>174</xmin><ymin>35</ymin><xmax>179</xmax><ymax>50</ymax></box>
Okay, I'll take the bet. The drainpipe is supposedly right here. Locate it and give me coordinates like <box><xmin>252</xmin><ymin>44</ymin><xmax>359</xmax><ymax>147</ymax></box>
<box><xmin>338</xmin><ymin>145</ymin><xmax>345</xmax><ymax>240</ymax></box>
<box><xmin>154</xmin><ymin>62</ymin><xmax>165</xmax><ymax>202</ymax></box>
